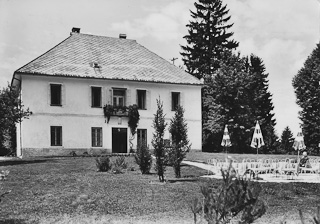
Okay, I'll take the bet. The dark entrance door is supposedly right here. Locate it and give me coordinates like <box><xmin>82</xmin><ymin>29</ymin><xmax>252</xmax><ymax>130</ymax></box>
<box><xmin>112</xmin><ymin>128</ymin><xmax>127</xmax><ymax>153</ymax></box>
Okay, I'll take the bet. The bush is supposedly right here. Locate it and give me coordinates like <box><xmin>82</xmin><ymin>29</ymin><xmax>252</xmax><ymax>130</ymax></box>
<box><xmin>112</xmin><ymin>156</ymin><xmax>128</xmax><ymax>174</ymax></box>
<box><xmin>135</xmin><ymin>140</ymin><xmax>152</xmax><ymax>174</ymax></box>
<box><xmin>95</xmin><ymin>156</ymin><xmax>112</xmax><ymax>172</ymax></box>
<box><xmin>198</xmin><ymin>162</ymin><xmax>266</xmax><ymax>224</ymax></box>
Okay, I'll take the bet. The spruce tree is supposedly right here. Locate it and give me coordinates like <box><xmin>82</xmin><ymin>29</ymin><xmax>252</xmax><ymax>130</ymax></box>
<box><xmin>293</xmin><ymin>42</ymin><xmax>320</xmax><ymax>153</ymax></box>
<box><xmin>152</xmin><ymin>98</ymin><xmax>167</xmax><ymax>182</ymax></box>
<box><xmin>168</xmin><ymin>105</ymin><xmax>191</xmax><ymax>178</ymax></box>
<box><xmin>280</xmin><ymin>126</ymin><xmax>294</xmax><ymax>154</ymax></box>
<box><xmin>180</xmin><ymin>0</ymin><xmax>238</xmax><ymax>80</ymax></box>
<box><xmin>246</xmin><ymin>54</ymin><xmax>277</xmax><ymax>154</ymax></box>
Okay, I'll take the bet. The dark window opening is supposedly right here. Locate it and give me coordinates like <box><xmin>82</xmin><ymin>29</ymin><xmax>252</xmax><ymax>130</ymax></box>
<box><xmin>91</xmin><ymin>87</ymin><xmax>102</xmax><ymax>107</ymax></box>
<box><xmin>51</xmin><ymin>84</ymin><xmax>61</xmax><ymax>106</ymax></box>
<box><xmin>171</xmin><ymin>92</ymin><xmax>180</xmax><ymax>111</ymax></box>
<box><xmin>51</xmin><ymin>126</ymin><xmax>62</xmax><ymax>146</ymax></box>
<box><xmin>92</xmin><ymin>127</ymin><xmax>102</xmax><ymax>147</ymax></box>
<box><xmin>137</xmin><ymin>129</ymin><xmax>147</xmax><ymax>146</ymax></box>
<box><xmin>137</xmin><ymin>90</ymin><xmax>146</xmax><ymax>110</ymax></box>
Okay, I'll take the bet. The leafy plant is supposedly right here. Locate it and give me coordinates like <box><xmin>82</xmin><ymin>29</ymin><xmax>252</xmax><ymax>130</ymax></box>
<box><xmin>128</xmin><ymin>104</ymin><xmax>140</xmax><ymax>152</ymax></box>
<box><xmin>103</xmin><ymin>104</ymin><xmax>114</xmax><ymax>123</ymax></box>
<box><xmin>0</xmin><ymin>84</ymin><xmax>32</xmax><ymax>156</ymax></box>
<box><xmin>152</xmin><ymin>98</ymin><xmax>167</xmax><ymax>182</ymax></box>
<box><xmin>135</xmin><ymin>139</ymin><xmax>152</xmax><ymax>174</ymax></box>
<box><xmin>95</xmin><ymin>156</ymin><xmax>112</xmax><ymax>172</ymax></box>
<box><xmin>189</xmin><ymin>197</ymin><xmax>202</xmax><ymax>224</ymax></box>
<box><xmin>298</xmin><ymin>206</ymin><xmax>320</xmax><ymax>224</ymax></box>
<box><xmin>113</xmin><ymin>156</ymin><xmax>128</xmax><ymax>170</ymax></box>
<box><xmin>199</xmin><ymin>161</ymin><xmax>266</xmax><ymax>224</ymax></box>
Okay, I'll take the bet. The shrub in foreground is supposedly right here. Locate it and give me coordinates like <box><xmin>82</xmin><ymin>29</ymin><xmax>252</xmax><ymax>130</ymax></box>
<box><xmin>95</xmin><ymin>156</ymin><xmax>112</xmax><ymax>172</ymax></box>
<box><xmin>112</xmin><ymin>156</ymin><xmax>128</xmax><ymax>174</ymax></box>
<box><xmin>194</xmin><ymin>161</ymin><xmax>266</xmax><ymax>224</ymax></box>
<box><xmin>135</xmin><ymin>140</ymin><xmax>152</xmax><ymax>174</ymax></box>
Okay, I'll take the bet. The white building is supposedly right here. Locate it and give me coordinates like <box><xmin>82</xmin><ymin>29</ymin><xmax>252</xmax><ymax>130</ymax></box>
<box><xmin>11</xmin><ymin>28</ymin><xmax>202</xmax><ymax>157</ymax></box>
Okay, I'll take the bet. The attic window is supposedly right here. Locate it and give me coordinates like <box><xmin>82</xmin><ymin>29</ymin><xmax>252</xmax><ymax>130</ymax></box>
<box><xmin>90</xmin><ymin>62</ymin><xmax>101</xmax><ymax>69</ymax></box>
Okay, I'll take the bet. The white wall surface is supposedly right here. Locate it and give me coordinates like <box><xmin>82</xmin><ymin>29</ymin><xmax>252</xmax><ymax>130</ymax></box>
<box><xmin>19</xmin><ymin>74</ymin><xmax>202</xmax><ymax>156</ymax></box>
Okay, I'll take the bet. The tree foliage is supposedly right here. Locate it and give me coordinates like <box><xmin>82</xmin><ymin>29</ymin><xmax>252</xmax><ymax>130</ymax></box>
<box><xmin>180</xmin><ymin>0</ymin><xmax>238</xmax><ymax>80</ymax></box>
<box><xmin>168</xmin><ymin>105</ymin><xmax>191</xmax><ymax>178</ymax></box>
<box><xmin>181</xmin><ymin>0</ymin><xmax>277</xmax><ymax>153</ymax></box>
<box><xmin>135</xmin><ymin>139</ymin><xmax>152</xmax><ymax>174</ymax></box>
<box><xmin>280</xmin><ymin>126</ymin><xmax>294</xmax><ymax>154</ymax></box>
<box><xmin>203</xmin><ymin>52</ymin><xmax>277</xmax><ymax>153</ymax></box>
<box><xmin>152</xmin><ymin>98</ymin><xmax>167</xmax><ymax>182</ymax></box>
<box><xmin>292</xmin><ymin>42</ymin><xmax>320</xmax><ymax>153</ymax></box>
<box><xmin>0</xmin><ymin>84</ymin><xmax>31</xmax><ymax>155</ymax></box>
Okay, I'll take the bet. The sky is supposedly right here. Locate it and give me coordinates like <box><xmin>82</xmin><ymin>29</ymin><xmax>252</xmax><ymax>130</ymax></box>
<box><xmin>0</xmin><ymin>0</ymin><xmax>319</xmax><ymax>136</ymax></box>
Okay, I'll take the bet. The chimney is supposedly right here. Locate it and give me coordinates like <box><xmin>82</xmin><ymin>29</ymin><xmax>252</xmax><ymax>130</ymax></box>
<box><xmin>119</xmin><ymin>34</ymin><xmax>127</xmax><ymax>39</ymax></box>
<box><xmin>71</xmin><ymin>27</ymin><xmax>81</xmax><ymax>34</ymax></box>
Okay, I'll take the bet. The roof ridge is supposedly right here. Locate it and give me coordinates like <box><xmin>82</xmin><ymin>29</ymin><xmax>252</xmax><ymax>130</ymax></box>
<box><xmin>76</xmin><ymin>32</ymin><xmax>137</xmax><ymax>42</ymax></box>
<box><xmin>14</xmin><ymin>35</ymin><xmax>73</xmax><ymax>73</ymax></box>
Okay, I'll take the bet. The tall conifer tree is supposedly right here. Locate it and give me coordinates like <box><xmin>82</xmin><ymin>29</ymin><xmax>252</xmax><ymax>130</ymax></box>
<box><xmin>293</xmin><ymin>42</ymin><xmax>320</xmax><ymax>153</ymax></box>
<box><xmin>246</xmin><ymin>54</ymin><xmax>277</xmax><ymax>153</ymax></box>
<box><xmin>280</xmin><ymin>126</ymin><xmax>294</xmax><ymax>154</ymax></box>
<box><xmin>180</xmin><ymin>0</ymin><xmax>238</xmax><ymax>80</ymax></box>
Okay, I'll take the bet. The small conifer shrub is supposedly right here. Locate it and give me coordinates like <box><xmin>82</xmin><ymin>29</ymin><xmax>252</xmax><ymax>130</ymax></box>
<box><xmin>95</xmin><ymin>156</ymin><xmax>112</xmax><ymax>172</ymax></box>
<box><xmin>135</xmin><ymin>139</ymin><xmax>152</xmax><ymax>174</ymax></box>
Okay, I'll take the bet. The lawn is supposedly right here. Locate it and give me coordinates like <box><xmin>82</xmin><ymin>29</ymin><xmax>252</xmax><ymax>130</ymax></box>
<box><xmin>0</xmin><ymin>152</ymin><xmax>320</xmax><ymax>223</ymax></box>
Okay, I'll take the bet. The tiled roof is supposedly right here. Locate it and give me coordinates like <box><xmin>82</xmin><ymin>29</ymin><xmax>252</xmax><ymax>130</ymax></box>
<box><xmin>15</xmin><ymin>32</ymin><xmax>202</xmax><ymax>85</ymax></box>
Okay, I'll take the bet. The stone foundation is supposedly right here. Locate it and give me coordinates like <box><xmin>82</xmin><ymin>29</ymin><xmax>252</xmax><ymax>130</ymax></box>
<box><xmin>21</xmin><ymin>148</ymin><xmax>112</xmax><ymax>157</ymax></box>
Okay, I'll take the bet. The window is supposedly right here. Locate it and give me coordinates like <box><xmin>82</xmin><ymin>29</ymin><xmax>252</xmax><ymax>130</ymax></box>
<box><xmin>113</xmin><ymin>89</ymin><xmax>126</xmax><ymax>107</ymax></box>
<box><xmin>92</xmin><ymin>127</ymin><xmax>102</xmax><ymax>147</ymax></box>
<box><xmin>137</xmin><ymin>90</ymin><xmax>146</xmax><ymax>109</ymax></box>
<box><xmin>51</xmin><ymin>126</ymin><xmax>62</xmax><ymax>146</ymax></box>
<box><xmin>50</xmin><ymin>84</ymin><xmax>61</xmax><ymax>106</ymax></box>
<box><xmin>91</xmin><ymin>87</ymin><xmax>102</xmax><ymax>107</ymax></box>
<box><xmin>171</xmin><ymin>92</ymin><xmax>180</xmax><ymax>111</ymax></box>
<box><xmin>137</xmin><ymin>129</ymin><xmax>147</xmax><ymax>146</ymax></box>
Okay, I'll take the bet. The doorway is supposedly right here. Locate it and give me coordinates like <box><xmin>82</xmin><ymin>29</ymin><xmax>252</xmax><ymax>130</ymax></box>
<box><xmin>112</xmin><ymin>128</ymin><xmax>127</xmax><ymax>153</ymax></box>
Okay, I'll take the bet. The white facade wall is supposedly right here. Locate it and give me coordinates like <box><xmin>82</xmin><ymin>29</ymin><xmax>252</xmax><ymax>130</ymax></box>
<box><xmin>18</xmin><ymin>75</ymin><xmax>202</xmax><ymax>157</ymax></box>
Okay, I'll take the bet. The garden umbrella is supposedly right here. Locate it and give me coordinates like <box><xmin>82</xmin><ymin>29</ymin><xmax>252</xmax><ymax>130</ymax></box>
<box><xmin>221</xmin><ymin>125</ymin><xmax>232</xmax><ymax>153</ymax></box>
<box><xmin>250</xmin><ymin>121</ymin><xmax>265</xmax><ymax>155</ymax></box>
<box><xmin>293</xmin><ymin>129</ymin><xmax>306</xmax><ymax>161</ymax></box>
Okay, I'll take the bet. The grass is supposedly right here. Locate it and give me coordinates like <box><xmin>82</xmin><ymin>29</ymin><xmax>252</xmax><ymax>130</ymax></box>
<box><xmin>0</xmin><ymin>152</ymin><xmax>319</xmax><ymax>223</ymax></box>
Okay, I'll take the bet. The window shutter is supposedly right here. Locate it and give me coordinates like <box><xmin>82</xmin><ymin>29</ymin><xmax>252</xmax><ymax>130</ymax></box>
<box><xmin>48</xmin><ymin>83</ymin><xmax>51</xmax><ymax>105</ymax></box>
<box><xmin>91</xmin><ymin>128</ymin><xmax>94</xmax><ymax>147</ymax></box>
<box><xmin>89</xmin><ymin>86</ymin><xmax>92</xmax><ymax>107</ymax></box>
<box><xmin>170</xmin><ymin>91</ymin><xmax>173</xmax><ymax>111</ymax></box>
<box><xmin>109</xmin><ymin>89</ymin><xmax>113</xmax><ymax>105</ymax></box>
<box><xmin>103</xmin><ymin>88</ymin><xmax>108</xmax><ymax>106</ymax></box>
<box><xmin>126</xmin><ymin>89</ymin><xmax>131</xmax><ymax>106</ymax></box>
<box><xmin>146</xmin><ymin>90</ymin><xmax>151</xmax><ymax>110</ymax></box>
<box><xmin>180</xmin><ymin>91</ymin><xmax>184</xmax><ymax>108</ymax></box>
<box><xmin>61</xmin><ymin>84</ymin><xmax>66</xmax><ymax>106</ymax></box>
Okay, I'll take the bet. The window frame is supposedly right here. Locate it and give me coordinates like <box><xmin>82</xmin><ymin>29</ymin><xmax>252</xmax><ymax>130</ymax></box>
<box><xmin>171</xmin><ymin>92</ymin><xmax>180</xmax><ymax>111</ymax></box>
<box><xmin>137</xmin><ymin>89</ymin><xmax>146</xmax><ymax>110</ymax></box>
<box><xmin>50</xmin><ymin>126</ymin><xmax>62</xmax><ymax>146</ymax></box>
<box><xmin>137</xmin><ymin>129</ymin><xmax>147</xmax><ymax>146</ymax></box>
<box><xmin>50</xmin><ymin>84</ymin><xmax>62</xmax><ymax>106</ymax></box>
<box><xmin>91</xmin><ymin>86</ymin><xmax>102</xmax><ymax>108</ymax></box>
<box><xmin>112</xmin><ymin>88</ymin><xmax>126</xmax><ymax>107</ymax></box>
<box><xmin>91</xmin><ymin>127</ymin><xmax>103</xmax><ymax>147</ymax></box>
